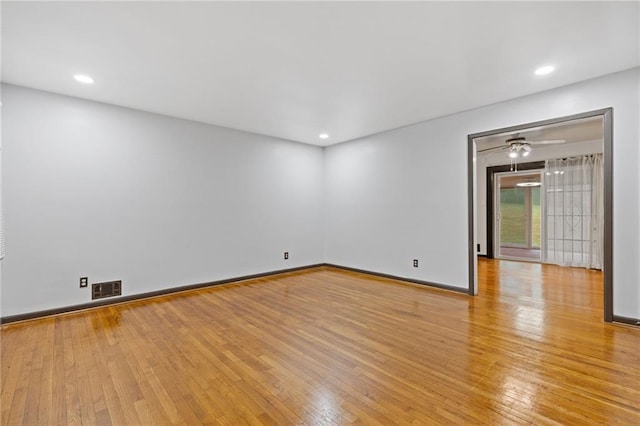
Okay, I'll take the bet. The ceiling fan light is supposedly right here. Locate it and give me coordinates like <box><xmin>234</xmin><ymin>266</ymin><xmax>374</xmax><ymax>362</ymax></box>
<box><xmin>522</xmin><ymin>151</ymin><xmax>530</xmax><ymax>157</ymax></box>
<box><xmin>508</xmin><ymin>151</ymin><xmax>518</xmax><ymax>159</ymax></box>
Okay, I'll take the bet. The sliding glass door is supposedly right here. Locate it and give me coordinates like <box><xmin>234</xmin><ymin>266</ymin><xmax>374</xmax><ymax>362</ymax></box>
<box><xmin>495</xmin><ymin>171</ymin><xmax>543</xmax><ymax>261</ymax></box>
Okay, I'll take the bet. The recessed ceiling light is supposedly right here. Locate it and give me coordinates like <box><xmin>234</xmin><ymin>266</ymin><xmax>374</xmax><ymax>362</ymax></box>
<box><xmin>516</xmin><ymin>182</ymin><xmax>541</xmax><ymax>187</ymax></box>
<box><xmin>319</xmin><ymin>133</ymin><xmax>329</xmax><ymax>140</ymax></box>
<box><xmin>73</xmin><ymin>74</ymin><xmax>95</xmax><ymax>84</ymax></box>
<box><xmin>535</xmin><ymin>65</ymin><xmax>555</xmax><ymax>76</ymax></box>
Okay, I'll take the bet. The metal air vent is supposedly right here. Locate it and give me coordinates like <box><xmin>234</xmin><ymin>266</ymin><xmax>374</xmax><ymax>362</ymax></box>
<box><xmin>92</xmin><ymin>280</ymin><xmax>122</xmax><ymax>300</ymax></box>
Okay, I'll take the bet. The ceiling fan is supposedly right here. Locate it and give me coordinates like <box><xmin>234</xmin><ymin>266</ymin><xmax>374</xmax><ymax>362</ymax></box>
<box><xmin>477</xmin><ymin>134</ymin><xmax>566</xmax><ymax>170</ymax></box>
<box><xmin>478</xmin><ymin>134</ymin><xmax>566</xmax><ymax>155</ymax></box>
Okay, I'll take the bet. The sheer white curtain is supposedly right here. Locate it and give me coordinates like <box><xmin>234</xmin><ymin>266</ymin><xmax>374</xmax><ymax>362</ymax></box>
<box><xmin>543</xmin><ymin>154</ymin><xmax>603</xmax><ymax>269</ymax></box>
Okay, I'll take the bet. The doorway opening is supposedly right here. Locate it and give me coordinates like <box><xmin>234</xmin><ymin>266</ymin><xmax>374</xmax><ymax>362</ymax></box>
<box><xmin>467</xmin><ymin>108</ymin><xmax>612</xmax><ymax>321</ymax></box>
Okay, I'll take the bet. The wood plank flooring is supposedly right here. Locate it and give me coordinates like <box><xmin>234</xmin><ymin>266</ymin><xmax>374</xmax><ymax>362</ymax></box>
<box><xmin>2</xmin><ymin>260</ymin><xmax>639</xmax><ymax>424</ymax></box>
<box><xmin>497</xmin><ymin>246</ymin><xmax>541</xmax><ymax>261</ymax></box>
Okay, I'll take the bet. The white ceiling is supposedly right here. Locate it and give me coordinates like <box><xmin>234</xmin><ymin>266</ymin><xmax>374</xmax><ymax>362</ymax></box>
<box><xmin>2</xmin><ymin>2</ymin><xmax>639</xmax><ymax>146</ymax></box>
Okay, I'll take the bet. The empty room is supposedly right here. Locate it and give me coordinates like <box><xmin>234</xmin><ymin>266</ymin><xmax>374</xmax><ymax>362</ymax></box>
<box><xmin>1</xmin><ymin>2</ymin><xmax>639</xmax><ymax>425</ymax></box>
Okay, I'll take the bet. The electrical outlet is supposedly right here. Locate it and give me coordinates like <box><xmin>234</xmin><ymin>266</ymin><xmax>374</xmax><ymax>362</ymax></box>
<box><xmin>413</xmin><ymin>259</ymin><xmax>418</xmax><ymax>267</ymax></box>
<box><xmin>80</xmin><ymin>277</ymin><xmax>88</xmax><ymax>288</ymax></box>
<box><xmin>284</xmin><ymin>252</ymin><xmax>289</xmax><ymax>260</ymax></box>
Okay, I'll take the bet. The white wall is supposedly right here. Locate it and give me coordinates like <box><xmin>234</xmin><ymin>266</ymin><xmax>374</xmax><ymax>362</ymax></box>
<box><xmin>324</xmin><ymin>67</ymin><xmax>640</xmax><ymax>319</ymax></box>
<box><xmin>476</xmin><ymin>139</ymin><xmax>603</xmax><ymax>256</ymax></box>
<box><xmin>0</xmin><ymin>82</ymin><xmax>3</xmax><ymax>315</ymax></box>
<box><xmin>324</xmin><ymin>119</ymin><xmax>470</xmax><ymax>288</ymax></box>
<box><xmin>1</xmin><ymin>84</ymin><xmax>324</xmax><ymax>317</ymax></box>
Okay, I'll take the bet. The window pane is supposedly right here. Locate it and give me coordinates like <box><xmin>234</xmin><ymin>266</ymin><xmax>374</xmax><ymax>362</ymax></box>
<box><xmin>500</xmin><ymin>188</ymin><xmax>526</xmax><ymax>245</ymax></box>
<box><xmin>531</xmin><ymin>187</ymin><xmax>541</xmax><ymax>248</ymax></box>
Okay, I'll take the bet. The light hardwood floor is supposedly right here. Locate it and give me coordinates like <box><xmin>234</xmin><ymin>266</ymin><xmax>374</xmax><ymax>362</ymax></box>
<box><xmin>1</xmin><ymin>260</ymin><xmax>639</xmax><ymax>424</ymax></box>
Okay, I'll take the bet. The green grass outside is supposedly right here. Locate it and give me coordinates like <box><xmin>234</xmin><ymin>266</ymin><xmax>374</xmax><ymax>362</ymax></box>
<box><xmin>500</xmin><ymin>187</ymin><xmax>540</xmax><ymax>247</ymax></box>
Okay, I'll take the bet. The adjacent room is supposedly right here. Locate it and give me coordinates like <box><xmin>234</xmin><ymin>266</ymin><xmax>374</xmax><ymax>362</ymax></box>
<box><xmin>473</xmin><ymin>114</ymin><xmax>609</xmax><ymax>312</ymax></box>
<box><xmin>1</xmin><ymin>2</ymin><xmax>639</xmax><ymax>424</ymax></box>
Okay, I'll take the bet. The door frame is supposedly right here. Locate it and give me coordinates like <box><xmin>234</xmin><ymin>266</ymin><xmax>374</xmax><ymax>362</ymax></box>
<box><xmin>467</xmin><ymin>108</ymin><xmax>613</xmax><ymax>322</ymax></box>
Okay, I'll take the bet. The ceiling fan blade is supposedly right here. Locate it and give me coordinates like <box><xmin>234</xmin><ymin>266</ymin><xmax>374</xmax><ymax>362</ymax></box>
<box><xmin>529</xmin><ymin>139</ymin><xmax>566</xmax><ymax>145</ymax></box>
<box><xmin>477</xmin><ymin>145</ymin><xmax>507</xmax><ymax>153</ymax></box>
